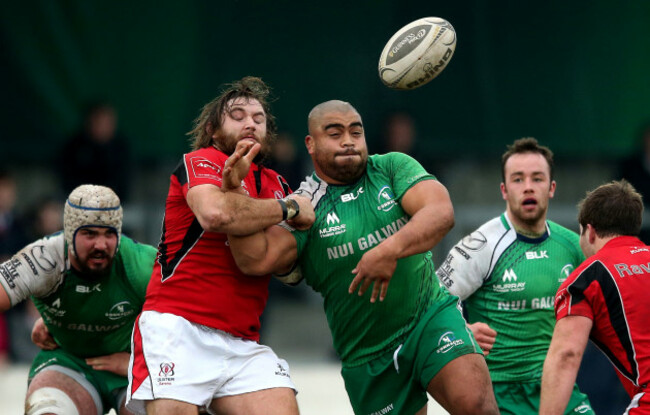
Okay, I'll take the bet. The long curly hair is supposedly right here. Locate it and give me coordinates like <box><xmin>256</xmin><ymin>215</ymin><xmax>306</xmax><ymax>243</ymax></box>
<box><xmin>187</xmin><ymin>76</ymin><xmax>278</xmax><ymax>151</ymax></box>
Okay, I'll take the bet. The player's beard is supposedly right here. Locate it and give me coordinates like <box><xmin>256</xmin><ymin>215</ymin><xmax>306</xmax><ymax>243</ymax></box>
<box><xmin>511</xmin><ymin>202</ymin><xmax>548</xmax><ymax>230</ymax></box>
<box><xmin>76</xmin><ymin>249</ymin><xmax>114</xmax><ymax>280</ymax></box>
<box><xmin>316</xmin><ymin>148</ymin><xmax>368</xmax><ymax>184</ymax></box>
<box><xmin>213</xmin><ymin>130</ymin><xmax>269</xmax><ymax>165</ymax></box>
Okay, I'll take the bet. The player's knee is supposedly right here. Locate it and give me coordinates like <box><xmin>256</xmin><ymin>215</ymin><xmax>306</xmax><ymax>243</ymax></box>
<box><xmin>25</xmin><ymin>387</ymin><xmax>80</xmax><ymax>415</ymax></box>
<box><xmin>457</xmin><ymin>385</ymin><xmax>499</xmax><ymax>415</ymax></box>
<box><xmin>462</xmin><ymin>396</ymin><xmax>499</xmax><ymax>415</ymax></box>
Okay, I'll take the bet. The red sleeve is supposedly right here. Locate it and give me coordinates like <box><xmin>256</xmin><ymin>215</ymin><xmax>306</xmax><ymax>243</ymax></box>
<box><xmin>185</xmin><ymin>153</ymin><xmax>225</xmax><ymax>189</ymax></box>
<box><xmin>555</xmin><ymin>272</ymin><xmax>595</xmax><ymax>321</ymax></box>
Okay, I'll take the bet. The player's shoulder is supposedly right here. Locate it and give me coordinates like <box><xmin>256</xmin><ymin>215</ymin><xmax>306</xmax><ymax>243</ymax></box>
<box><xmin>371</xmin><ymin>151</ymin><xmax>413</xmax><ymax>162</ymax></box>
<box><xmin>117</xmin><ymin>235</ymin><xmax>157</xmax><ymax>262</ymax></box>
<box><xmin>474</xmin><ymin>214</ymin><xmax>511</xmax><ymax>242</ymax></box>
<box><xmin>456</xmin><ymin>215</ymin><xmax>511</xmax><ymax>260</ymax></box>
<box><xmin>28</xmin><ymin>232</ymin><xmax>67</xmax><ymax>260</ymax></box>
<box><xmin>369</xmin><ymin>152</ymin><xmax>418</xmax><ymax>170</ymax></box>
<box><xmin>294</xmin><ymin>174</ymin><xmax>329</xmax><ymax>208</ymax></box>
<box><xmin>547</xmin><ymin>220</ymin><xmax>582</xmax><ymax>251</ymax></box>
<box><xmin>115</xmin><ymin>235</ymin><xmax>156</xmax><ymax>284</ymax></box>
<box><xmin>446</xmin><ymin>215</ymin><xmax>511</xmax><ymax>267</ymax></box>
<box><xmin>183</xmin><ymin>146</ymin><xmax>227</xmax><ymax>166</ymax></box>
<box><xmin>547</xmin><ymin>220</ymin><xmax>579</xmax><ymax>239</ymax></box>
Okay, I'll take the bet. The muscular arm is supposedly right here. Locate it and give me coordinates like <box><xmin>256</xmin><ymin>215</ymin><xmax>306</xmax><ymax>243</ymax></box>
<box><xmin>187</xmin><ymin>184</ymin><xmax>286</xmax><ymax>235</ymax></box>
<box><xmin>540</xmin><ymin>315</ymin><xmax>592</xmax><ymax>415</ymax></box>
<box><xmin>380</xmin><ymin>179</ymin><xmax>454</xmax><ymax>258</ymax></box>
<box><xmin>228</xmin><ymin>225</ymin><xmax>299</xmax><ymax>276</ymax></box>
<box><xmin>188</xmin><ymin>140</ymin><xmax>313</xmax><ymax>235</ymax></box>
<box><xmin>349</xmin><ymin>180</ymin><xmax>454</xmax><ymax>302</ymax></box>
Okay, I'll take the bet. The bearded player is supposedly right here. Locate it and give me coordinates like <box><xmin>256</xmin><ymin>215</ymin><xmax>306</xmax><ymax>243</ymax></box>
<box><xmin>126</xmin><ymin>76</ymin><xmax>314</xmax><ymax>415</ymax></box>
<box><xmin>0</xmin><ymin>184</ymin><xmax>157</xmax><ymax>415</ymax></box>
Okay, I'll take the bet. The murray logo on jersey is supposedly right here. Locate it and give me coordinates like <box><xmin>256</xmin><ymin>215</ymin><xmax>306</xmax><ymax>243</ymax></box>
<box><xmin>493</xmin><ymin>269</ymin><xmax>526</xmax><ymax>293</ymax></box>
<box><xmin>319</xmin><ymin>211</ymin><xmax>347</xmax><ymax>238</ymax></box>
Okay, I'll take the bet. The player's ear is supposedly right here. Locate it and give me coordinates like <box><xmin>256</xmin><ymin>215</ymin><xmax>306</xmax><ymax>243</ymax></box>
<box><xmin>305</xmin><ymin>135</ymin><xmax>315</xmax><ymax>155</ymax></box>
<box><xmin>587</xmin><ymin>224</ymin><xmax>597</xmax><ymax>244</ymax></box>
<box><xmin>207</xmin><ymin>122</ymin><xmax>216</xmax><ymax>138</ymax></box>
<box><xmin>499</xmin><ymin>182</ymin><xmax>507</xmax><ymax>201</ymax></box>
<box><xmin>548</xmin><ymin>180</ymin><xmax>557</xmax><ymax>198</ymax></box>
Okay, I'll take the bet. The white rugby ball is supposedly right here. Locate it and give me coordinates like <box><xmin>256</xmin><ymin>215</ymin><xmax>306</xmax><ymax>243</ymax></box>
<box><xmin>378</xmin><ymin>17</ymin><xmax>456</xmax><ymax>90</ymax></box>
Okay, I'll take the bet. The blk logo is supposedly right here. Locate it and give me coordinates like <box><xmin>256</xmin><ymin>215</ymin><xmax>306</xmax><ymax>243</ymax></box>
<box><xmin>341</xmin><ymin>187</ymin><xmax>364</xmax><ymax>203</ymax></box>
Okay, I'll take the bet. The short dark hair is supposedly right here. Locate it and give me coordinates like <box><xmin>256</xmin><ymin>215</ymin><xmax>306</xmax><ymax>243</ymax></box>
<box><xmin>501</xmin><ymin>137</ymin><xmax>554</xmax><ymax>182</ymax></box>
<box><xmin>578</xmin><ymin>180</ymin><xmax>644</xmax><ymax>238</ymax></box>
<box><xmin>187</xmin><ymin>76</ymin><xmax>277</xmax><ymax>150</ymax></box>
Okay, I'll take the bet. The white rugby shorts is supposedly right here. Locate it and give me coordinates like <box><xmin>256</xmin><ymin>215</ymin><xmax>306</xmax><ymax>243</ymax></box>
<box><xmin>126</xmin><ymin>311</ymin><xmax>296</xmax><ymax>415</ymax></box>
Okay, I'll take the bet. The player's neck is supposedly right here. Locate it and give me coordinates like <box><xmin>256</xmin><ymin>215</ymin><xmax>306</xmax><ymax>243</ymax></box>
<box><xmin>514</xmin><ymin>225</ymin><xmax>546</xmax><ymax>239</ymax></box>
<box><xmin>507</xmin><ymin>212</ymin><xmax>547</xmax><ymax>238</ymax></box>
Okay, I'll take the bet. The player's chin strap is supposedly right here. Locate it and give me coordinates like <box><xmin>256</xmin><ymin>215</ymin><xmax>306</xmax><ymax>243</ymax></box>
<box><xmin>25</xmin><ymin>387</ymin><xmax>80</xmax><ymax>415</ymax></box>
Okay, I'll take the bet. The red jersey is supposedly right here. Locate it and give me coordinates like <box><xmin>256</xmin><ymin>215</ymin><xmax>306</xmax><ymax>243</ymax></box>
<box><xmin>143</xmin><ymin>146</ymin><xmax>290</xmax><ymax>341</ymax></box>
<box><xmin>555</xmin><ymin>236</ymin><xmax>650</xmax><ymax>405</ymax></box>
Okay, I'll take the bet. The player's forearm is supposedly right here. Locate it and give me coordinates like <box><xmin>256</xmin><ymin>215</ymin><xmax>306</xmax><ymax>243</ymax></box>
<box><xmin>384</xmin><ymin>204</ymin><xmax>454</xmax><ymax>259</ymax></box>
<box><xmin>228</xmin><ymin>232</ymin><xmax>272</xmax><ymax>275</ymax></box>
<box><xmin>539</xmin><ymin>346</ymin><xmax>582</xmax><ymax>414</ymax></box>
<box><xmin>198</xmin><ymin>192</ymin><xmax>285</xmax><ymax>235</ymax></box>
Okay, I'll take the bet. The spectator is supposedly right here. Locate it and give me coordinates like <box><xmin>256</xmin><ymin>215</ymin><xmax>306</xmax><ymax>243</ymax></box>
<box><xmin>266</xmin><ymin>132</ymin><xmax>308</xmax><ymax>190</ymax></box>
<box><xmin>28</xmin><ymin>196</ymin><xmax>64</xmax><ymax>239</ymax></box>
<box><xmin>0</xmin><ymin>169</ymin><xmax>30</xmax><ymax>260</ymax></box>
<box><xmin>60</xmin><ymin>101</ymin><xmax>132</xmax><ymax>202</ymax></box>
<box><xmin>380</xmin><ymin>111</ymin><xmax>417</xmax><ymax>154</ymax></box>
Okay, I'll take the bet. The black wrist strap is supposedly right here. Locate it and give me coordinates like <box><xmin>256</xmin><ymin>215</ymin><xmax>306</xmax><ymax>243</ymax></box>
<box><xmin>278</xmin><ymin>199</ymin><xmax>288</xmax><ymax>221</ymax></box>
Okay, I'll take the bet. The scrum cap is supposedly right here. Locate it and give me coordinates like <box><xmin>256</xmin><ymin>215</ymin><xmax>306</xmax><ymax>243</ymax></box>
<box><xmin>64</xmin><ymin>184</ymin><xmax>123</xmax><ymax>257</ymax></box>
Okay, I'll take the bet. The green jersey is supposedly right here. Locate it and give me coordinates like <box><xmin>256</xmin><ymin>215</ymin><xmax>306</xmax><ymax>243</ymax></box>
<box><xmin>0</xmin><ymin>232</ymin><xmax>156</xmax><ymax>358</ymax></box>
<box><xmin>291</xmin><ymin>152</ymin><xmax>446</xmax><ymax>367</ymax></box>
<box><xmin>437</xmin><ymin>213</ymin><xmax>585</xmax><ymax>382</ymax></box>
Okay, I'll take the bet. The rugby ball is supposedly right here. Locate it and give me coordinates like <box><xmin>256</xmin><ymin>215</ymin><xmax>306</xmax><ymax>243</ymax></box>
<box><xmin>378</xmin><ymin>17</ymin><xmax>456</xmax><ymax>90</ymax></box>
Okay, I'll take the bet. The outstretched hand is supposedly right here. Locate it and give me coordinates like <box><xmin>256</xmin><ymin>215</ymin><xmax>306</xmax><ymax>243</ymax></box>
<box><xmin>86</xmin><ymin>352</ymin><xmax>131</xmax><ymax>376</ymax></box>
<box><xmin>221</xmin><ymin>140</ymin><xmax>261</xmax><ymax>192</ymax></box>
